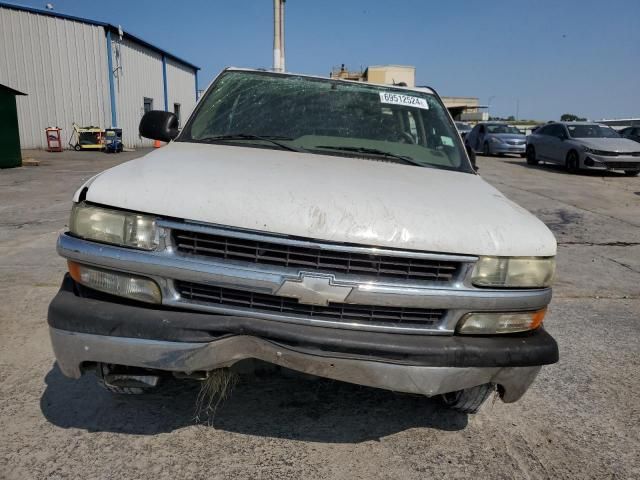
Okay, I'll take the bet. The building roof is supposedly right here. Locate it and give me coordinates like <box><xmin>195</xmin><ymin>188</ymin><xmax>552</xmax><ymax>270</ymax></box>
<box><xmin>0</xmin><ymin>1</ymin><xmax>199</xmax><ymax>71</ymax></box>
<box><xmin>0</xmin><ymin>83</ymin><xmax>27</xmax><ymax>96</ymax></box>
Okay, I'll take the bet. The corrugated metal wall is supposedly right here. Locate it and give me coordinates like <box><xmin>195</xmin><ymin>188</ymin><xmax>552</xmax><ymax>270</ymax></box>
<box><xmin>166</xmin><ymin>58</ymin><xmax>197</xmax><ymax>128</ymax></box>
<box><xmin>0</xmin><ymin>6</ymin><xmax>111</xmax><ymax>149</ymax></box>
<box><xmin>111</xmin><ymin>37</ymin><xmax>164</xmax><ymax>148</ymax></box>
<box><xmin>1</xmin><ymin>6</ymin><xmax>197</xmax><ymax>150</ymax></box>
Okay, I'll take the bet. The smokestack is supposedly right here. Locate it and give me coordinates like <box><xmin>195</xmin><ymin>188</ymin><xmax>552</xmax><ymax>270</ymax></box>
<box><xmin>273</xmin><ymin>0</ymin><xmax>286</xmax><ymax>72</ymax></box>
<box><xmin>280</xmin><ymin>0</ymin><xmax>285</xmax><ymax>72</ymax></box>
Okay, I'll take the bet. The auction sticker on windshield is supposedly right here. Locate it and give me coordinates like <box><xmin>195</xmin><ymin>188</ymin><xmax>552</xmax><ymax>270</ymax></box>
<box><xmin>379</xmin><ymin>92</ymin><xmax>429</xmax><ymax>110</ymax></box>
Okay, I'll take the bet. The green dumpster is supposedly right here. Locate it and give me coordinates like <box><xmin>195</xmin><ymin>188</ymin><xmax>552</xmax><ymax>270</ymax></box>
<box><xmin>0</xmin><ymin>84</ymin><xmax>27</xmax><ymax>169</ymax></box>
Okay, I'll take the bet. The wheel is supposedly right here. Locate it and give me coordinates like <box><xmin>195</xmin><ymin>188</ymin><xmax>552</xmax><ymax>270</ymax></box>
<box><xmin>483</xmin><ymin>142</ymin><xmax>491</xmax><ymax>156</ymax></box>
<box><xmin>96</xmin><ymin>364</ymin><xmax>157</xmax><ymax>395</ymax></box>
<box><xmin>566</xmin><ymin>150</ymin><xmax>580</xmax><ymax>173</ymax></box>
<box><xmin>440</xmin><ymin>383</ymin><xmax>495</xmax><ymax>414</ymax></box>
<box><xmin>526</xmin><ymin>146</ymin><xmax>538</xmax><ymax>165</ymax></box>
<box><xmin>519</xmin><ymin>153</ymin><xmax>527</xmax><ymax>158</ymax></box>
<box><xmin>73</xmin><ymin>144</ymin><xmax>82</xmax><ymax>151</ymax></box>
<box><xmin>624</xmin><ymin>169</ymin><xmax>639</xmax><ymax>177</ymax></box>
<box><xmin>97</xmin><ymin>378</ymin><xmax>148</xmax><ymax>395</ymax></box>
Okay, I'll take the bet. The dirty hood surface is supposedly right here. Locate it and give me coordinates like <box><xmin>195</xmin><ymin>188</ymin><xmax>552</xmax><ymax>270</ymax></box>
<box><xmin>81</xmin><ymin>142</ymin><xmax>556</xmax><ymax>256</ymax></box>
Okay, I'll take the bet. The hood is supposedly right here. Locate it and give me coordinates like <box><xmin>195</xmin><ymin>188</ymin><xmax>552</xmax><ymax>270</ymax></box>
<box><xmin>574</xmin><ymin>137</ymin><xmax>640</xmax><ymax>153</ymax></box>
<box><xmin>81</xmin><ymin>142</ymin><xmax>556</xmax><ymax>257</ymax></box>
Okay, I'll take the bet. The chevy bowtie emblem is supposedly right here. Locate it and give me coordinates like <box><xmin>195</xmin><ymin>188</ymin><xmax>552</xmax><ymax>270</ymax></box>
<box><xmin>276</xmin><ymin>273</ymin><xmax>353</xmax><ymax>306</ymax></box>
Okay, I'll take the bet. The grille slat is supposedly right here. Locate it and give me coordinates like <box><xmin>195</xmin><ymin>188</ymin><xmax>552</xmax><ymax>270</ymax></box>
<box><xmin>175</xmin><ymin>281</ymin><xmax>445</xmax><ymax>327</ymax></box>
<box><xmin>173</xmin><ymin>230</ymin><xmax>460</xmax><ymax>283</ymax></box>
<box><xmin>603</xmin><ymin>161</ymin><xmax>640</xmax><ymax>169</ymax></box>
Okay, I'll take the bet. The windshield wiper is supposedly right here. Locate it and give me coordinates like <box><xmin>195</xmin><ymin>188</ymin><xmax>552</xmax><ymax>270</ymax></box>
<box><xmin>195</xmin><ymin>134</ymin><xmax>302</xmax><ymax>152</ymax></box>
<box><xmin>311</xmin><ymin>145</ymin><xmax>425</xmax><ymax>167</ymax></box>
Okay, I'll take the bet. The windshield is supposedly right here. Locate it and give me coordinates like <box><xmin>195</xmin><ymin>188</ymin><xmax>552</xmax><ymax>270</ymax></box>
<box><xmin>486</xmin><ymin>124</ymin><xmax>522</xmax><ymax>135</ymax></box>
<box><xmin>567</xmin><ymin>124</ymin><xmax>620</xmax><ymax>139</ymax></box>
<box><xmin>179</xmin><ymin>71</ymin><xmax>472</xmax><ymax>173</ymax></box>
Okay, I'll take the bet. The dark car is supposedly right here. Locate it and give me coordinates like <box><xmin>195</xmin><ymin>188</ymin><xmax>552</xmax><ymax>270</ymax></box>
<box><xmin>619</xmin><ymin>126</ymin><xmax>640</xmax><ymax>144</ymax></box>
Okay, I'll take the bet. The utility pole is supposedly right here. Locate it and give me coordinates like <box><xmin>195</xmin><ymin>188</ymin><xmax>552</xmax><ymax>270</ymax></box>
<box><xmin>273</xmin><ymin>0</ymin><xmax>286</xmax><ymax>72</ymax></box>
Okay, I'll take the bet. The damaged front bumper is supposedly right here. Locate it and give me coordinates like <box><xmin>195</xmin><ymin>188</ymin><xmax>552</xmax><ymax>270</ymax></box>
<box><xmin>48</xmin><ymin>276</ymin><xmax>558</xmax><ymax>402</ymax></box>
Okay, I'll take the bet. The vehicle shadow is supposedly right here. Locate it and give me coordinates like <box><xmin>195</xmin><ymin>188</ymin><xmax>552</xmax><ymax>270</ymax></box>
<box><xmin>500</xmin><ymin>159</ymin><xmax>630</xmax><ymax>177</ymax></box>
<box><xmin>40</xmin><ymin>363</ymin><xmax>468</xmax><ymax>442</ymax></box>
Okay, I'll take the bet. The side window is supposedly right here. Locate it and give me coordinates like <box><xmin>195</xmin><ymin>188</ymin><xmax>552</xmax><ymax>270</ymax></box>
<box><xmin>547</xmin><ymin>125</ymin><xmax>562</xmax><ymax>138</ymax></box>
<box><xmin>479</xmin><ymin>125</ymin><xmax>485</xmax><ymax>135</ymax></box>
<box><xmin>537</xmin><ymin>126</ymin><xmax>550</xmax><ymax>136</ymax></box>
<box><xmin>143</xmin><ymin>97</ymin><xmax>153</xmax><ymax>114</ymax></box>
<box><xmin>633</xmin><ymin>128</ymin><xmax>640</xmax><ymax>136</ymax></box>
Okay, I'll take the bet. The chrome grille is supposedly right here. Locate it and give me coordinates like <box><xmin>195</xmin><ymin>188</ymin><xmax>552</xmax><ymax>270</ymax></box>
<box><xmin>175</xmin><ymin>280</ymin><xmax>446</xmax><ymax>327</ymax></box>
<box><xmin>172</xmin><ymin>230</ymin><xmax>460</xmax><ymax>283</ymax></box>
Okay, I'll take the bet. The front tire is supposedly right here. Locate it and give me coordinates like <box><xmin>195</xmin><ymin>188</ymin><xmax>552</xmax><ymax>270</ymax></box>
<box><xmin>97</xmin><ymin>379</ymin><xmax>148</xmax><ymax>395</ymax></box>
<box><xmin>526</xmin><ymin>145</ymin><xmax>538</xmax><ymax>165</ymax></box>
<box><xmin>566</xmin><ymin>150</ymin><xmax>580</xmax><ymax>173</ymax></box>
<box><xmin>624</xmin><ymin>169</ymin><xmax>639</xmax><ymax>177</ymax></box>
<box><xmin>440</xmin><ymin>383</ymin><xmax>495</xmax><ymax>414</ymax></box>
<box><xmin>483</xmin><ymin>142</ymin><xmax>491</xmax><ymax>156</ymax></box>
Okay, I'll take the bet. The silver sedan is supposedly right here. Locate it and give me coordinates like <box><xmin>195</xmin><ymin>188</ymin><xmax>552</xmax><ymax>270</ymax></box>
<box><xmin>465</xmin><ymin>123</ymin><xmax>527</xmax><ymax>157</ymax></box>
<box><xmin>526</xmin><ymin>122</ymin><xmax>640</xmax><ymax>176</ymax></box>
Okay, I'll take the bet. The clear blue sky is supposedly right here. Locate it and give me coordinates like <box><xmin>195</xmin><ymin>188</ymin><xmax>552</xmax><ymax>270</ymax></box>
<box><xmin>11</xmin><ymin>0</ymin><xmax>640</xmax><ymax>120</ymax></box>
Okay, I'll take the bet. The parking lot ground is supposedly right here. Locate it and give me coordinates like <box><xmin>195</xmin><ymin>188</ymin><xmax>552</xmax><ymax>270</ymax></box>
<box><xmin>1</xmin><ymin>150</ymin><xmax>639</xmax><ymax>479</ymax></box>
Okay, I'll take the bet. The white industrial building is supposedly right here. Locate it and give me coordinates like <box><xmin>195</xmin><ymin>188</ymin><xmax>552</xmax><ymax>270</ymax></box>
<box><xmin>0</xmin><ymin>2</ymin><xmax>199</xmax><ymax>149</ymax></box>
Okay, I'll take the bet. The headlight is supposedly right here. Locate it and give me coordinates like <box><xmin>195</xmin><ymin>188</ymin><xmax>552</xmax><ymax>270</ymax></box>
<box><xmin>70</xmin><ymin>202</ymin><xmax>158</xmax><ymax>250</ymax></box>
<box><xmin>457</xmin><ymin>309</ymin><xmax>546</xmax><ymax>334</ymax></box>
<box><xmin>582</xmin><ymin>146</ymin><xmax>594</xmax><ymax>154</ymax></box>
<box><xmin>471</xmin><ymin>256</ymin><xmax>555</xmax><ymax>288</ymax></box>
<box><xmin>490</xmin><ymin>137</ymin><xmax>503</xmax><ymax>143</ymax></box>
<box><xmin>68</xmin><ymin>261</ymin><xmax>161</xmax><ymax>303</ymax></box>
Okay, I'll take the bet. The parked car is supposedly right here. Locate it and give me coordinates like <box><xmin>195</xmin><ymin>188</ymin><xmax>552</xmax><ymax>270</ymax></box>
<box><xmin>526</xmin><ymin>122</ymin><xmax>640</xmax><ymax>176</ymax></box>
<box><xmin>619</xmin><ymin>126</ymin><xmax>640</xmax><ymax>144</ymax></box>
<box><xmin>48</xmin><ymin>68</ymin><xmax>558</xmax><ymax>414</ymax></box>
<box><xmin>455</xmin><ymin>121</ymin><xmax>472</xmax><ymax>139</ymax></box>
<box><xmin>465</xmin><ymin>122</ymin><xmax>527</xmax><ymax>157</ymax></box>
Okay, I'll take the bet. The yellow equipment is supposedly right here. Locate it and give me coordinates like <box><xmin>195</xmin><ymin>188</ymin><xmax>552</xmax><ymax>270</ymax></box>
<box><xmin>69</xmin><ymin>123</ymin><xmax>103</xmax><ymax>151</ymax></box>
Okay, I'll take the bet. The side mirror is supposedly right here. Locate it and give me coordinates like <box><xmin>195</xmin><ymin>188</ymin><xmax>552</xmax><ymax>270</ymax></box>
<box><xmin>139</xmin><ymin>110</ymin><xmax>179</xmax><ymax>142</ymax></box>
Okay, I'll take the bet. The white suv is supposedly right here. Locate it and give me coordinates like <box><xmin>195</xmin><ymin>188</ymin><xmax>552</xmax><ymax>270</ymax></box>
<box><xmin>48</xmin><ymin>68</ymin><xmax>558</xmax><ymax>414</ymax></box>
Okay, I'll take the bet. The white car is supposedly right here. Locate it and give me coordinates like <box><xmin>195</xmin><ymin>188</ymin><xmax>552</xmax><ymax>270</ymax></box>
<box><xmin>48</xmin><ymin>68</ymin><xmax>558</xmax><ymax>414</ymax></box>
<box><xmin>526</xmin><ymin>122</ymin><xmax>640</xmax><ymax>176</ymax></box>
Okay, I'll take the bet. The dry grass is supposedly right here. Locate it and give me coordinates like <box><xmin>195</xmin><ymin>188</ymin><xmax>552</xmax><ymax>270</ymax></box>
<box><xmin>193</xmin><ymin>368</ymin><xmax>239</xmax><ymax>424</ymax></box>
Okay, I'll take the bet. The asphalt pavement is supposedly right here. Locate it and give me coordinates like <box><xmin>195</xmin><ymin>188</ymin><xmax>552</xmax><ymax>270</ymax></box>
<box><xmin>0</xmin><ymin>150</ymin><xmax>638</xmax><ymax>479</ymax></box>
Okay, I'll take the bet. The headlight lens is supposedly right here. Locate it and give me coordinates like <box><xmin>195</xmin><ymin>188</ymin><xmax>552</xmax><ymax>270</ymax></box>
<box><xmin>68</xmin><ymin>261</ymin><xmax>162</xmax><ymax>303</ymax></box>
<box><xmin>457</xmin><ymin>309</ymin><xmax>546</xmax><ymax>334</ymax></box>
<box><xmin>490</xmin><ymin>137</ymin><xmax>503</xmax><ymax>143</ymax></box>
<box><xmin>471</xmin><ymin>256</ymin><xmax>555</xmax><ymax>288</ymax></box>
<box><xmin>70</xmin><ymin>203</ymin><xmax>158</xmax><ymax>250</ymax></box>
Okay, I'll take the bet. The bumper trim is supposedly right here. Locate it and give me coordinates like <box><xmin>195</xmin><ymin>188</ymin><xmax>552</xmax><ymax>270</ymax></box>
<box><xmin>49</xmin><ymin>327</ymin><xmax>541</xmax><ymax>402</ymax></box>
<box><xmin>48</xmin><ymin>275</ymin><xmax>560</xmax><ymax>367</ymax></box>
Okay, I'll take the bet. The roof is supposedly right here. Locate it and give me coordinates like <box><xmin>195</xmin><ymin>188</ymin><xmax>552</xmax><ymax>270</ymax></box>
<box><xmin>0</xmin><ymin>83</ymin><xmax>27</xmax><ymax>96</ymax></box>
<box><xmin>0</xmin><ymin>1</ymin><xmax>199</xmax><ymax>70</ymax></box>
<box><xmin>222</xmin><ymin>67</ymin><xmax>437</xmax><ymax>95</ymax></box>
<box><xmin>555</xmin><ymin>121</ymin><xmax>605</xmax><ymax>126</ymax></box>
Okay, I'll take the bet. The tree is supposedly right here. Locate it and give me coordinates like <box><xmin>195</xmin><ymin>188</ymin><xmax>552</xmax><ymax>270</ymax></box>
<box><xmin>561</xmin><ymin>113</ymin><xmax>587</xmax><ymax>122</ymax></box>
